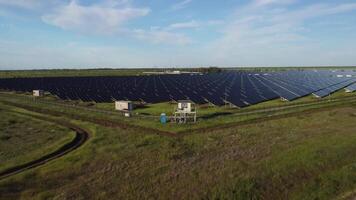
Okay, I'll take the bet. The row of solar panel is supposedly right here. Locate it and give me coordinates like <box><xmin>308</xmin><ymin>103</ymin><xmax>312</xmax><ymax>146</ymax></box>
<box><xmin>313</xmin><ymin>79</ymin><xmax>356</xmax><ymax>98</ymax></box>
<box><xmin>0</xmin><ymin>70</ymin><xmax>355</xmax><ymax>107</ymax></box>
<box><xmin>345</xmin><ymin>83</ymin><xmax>356</xmax><ymax>93</ymax></box>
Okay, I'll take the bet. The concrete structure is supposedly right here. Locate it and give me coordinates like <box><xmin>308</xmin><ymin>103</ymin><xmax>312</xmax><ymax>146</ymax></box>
<box><xmin>115</xmin><ymin>101</ymin><xmax>133</xmax><ymax>111</ymax></box>
<box><xmin>312</xmin><ymin>93</ymin><xmax>322</xmax><ymax>98</ymax></box>
<box><xmin>33</xmin><ymin>90</ymin><xmax>44</xmax><ymax>97</ymax></box>
<box><xmin>345</xmin><ymin>87</ymin><xmax>356</xmax><ymax>93</ymax></box>
<box><xmin>281</xmin><ymin>97</ymin><xmax>289</xmax><ymax>101</ymax></box>
<box><xmin>177</xmin><ymin>100</ymin><xmax>193</xmax><ymax>112</ymax></box>
<box><xmin>345</xmin><ymin>88</ymin><xmax>353</xmax><ymax>93</ymax></box>
<box><xmin>173</xmin><ymin>100</ymin><xmax>197</xmax><ymax>123</ymax></box>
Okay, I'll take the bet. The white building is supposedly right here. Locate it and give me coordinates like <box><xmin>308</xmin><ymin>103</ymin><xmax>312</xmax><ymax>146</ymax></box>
<box><xmin>177</xmin><ymin>100</ymin><xmax>193</xmax><ymax>112</ymax></box>
<box><xmin>173</xmin><ymin>100</ymin><xmax>197</xmax><ymax>123</ymax></box>
<box><xmin>115</xmin><ymin>101</ymin><xmax>134</xmax><ymax>111</ymax></box>
<box><xmin>33</xmin><ymin>90</ymin><xmax>44</xmax><ymax>97</ymax></box>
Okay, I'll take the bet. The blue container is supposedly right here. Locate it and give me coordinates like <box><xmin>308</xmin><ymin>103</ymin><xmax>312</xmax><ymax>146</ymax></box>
<box><xmin>160</xmin><ymin>113</ymin><xmax>167</xmax><ymax>124</ymax></box>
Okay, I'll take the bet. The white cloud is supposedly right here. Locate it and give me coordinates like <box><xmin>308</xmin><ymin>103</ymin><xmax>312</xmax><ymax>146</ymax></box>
<box><xmin>40</xmin><ymin>1</ymin><xmax>196</xmax><ymax>45</ymax></box>
<box><xmin>0</xmin><ymin>0</ymin><xmax>199</xmax><ymax>46</ymax></box>
<box><xmin>0</xmin><ymin>0</ymin><xmax>42</xmax><ymax>9</ymax></box>
<box><xmin>167</xmin><ymin>20</ymin><xmax>200</xmax><ymax>30</ymax></box>
<box><xmin>131</xmin><ymin>20</ymin><xmax>209</xmax><ymax>45</ymax></box>
<box><xmin>171</xmin><ymin>0</ymin><xmax>192</xmax><ymax>11</ymax></box>
<box><xmin>0</xmin><ymin>0</ymin><xmax>59</xmax><ymax>10</ymax></box>
<box><xmin>206</xmin><ymin>2</ymin><xmax>356</xmax><ymax>66</ymax></box>
<box><xmin>253</xmin><ymin>0</ymin><xmax>296</xmax><ymax>7</ymax></box>
<box><xmin>42</xmin><ymin>0</ymin><xmax>150</xmax><ymax>34</ymax></box>
<box><xmin>132</xmin><ymin>29</ymin><xmax>192</xmax><ymax>45</ymax></box>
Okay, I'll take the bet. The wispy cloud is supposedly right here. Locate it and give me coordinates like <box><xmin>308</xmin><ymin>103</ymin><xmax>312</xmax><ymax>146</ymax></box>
<box><xmin>40</xmin><ymin>1</ymin><xmax>194</xmax><ymax>45</ymax></box>
<box><xmin>207</xmin><ymin>1</ymin><xmax>356</xmax><ymax>66</ymax></box>
<box><xmin>132</xmin><ymin>29</ymin><xmax>192</xmax><ymax>45</ymax></box>
<box><xmin>253</xmin><ymin>0</ymin><xmax>296</xmax><ymax>7</ymax></box>
<box><xmin>0</xmin><ymin>0</ymin><xmax>42</xmax><ymax>9</ymax></box>
<box><xmin>1</xmin><ymin>0</ymin><xmax>355</xmax><ymax>68</ymax></box>
<box><xmin>171</xmin><ymin>0</ymin><xmax>192</xmax><ymax>11</ymax></box>
<box><xmin>42</xmin><ymin>1</ymin><xmax>150</xmax><ymax>35</ymax></box>
<box><xmin>166</xmin><ymin>20</ymin><xmax>200</xmax><ymax>30</ymax></box>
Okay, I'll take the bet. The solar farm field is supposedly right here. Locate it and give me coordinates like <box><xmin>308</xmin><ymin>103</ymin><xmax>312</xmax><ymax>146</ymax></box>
<box><xmin>1</xmin><ymin>70</ymin><xmax>356</xmax><ymax>107</ymax></box>
<box><xmin>2</xmin><ymin>68</ymin><xmax>356</xmax><ymax>199</ymax></box>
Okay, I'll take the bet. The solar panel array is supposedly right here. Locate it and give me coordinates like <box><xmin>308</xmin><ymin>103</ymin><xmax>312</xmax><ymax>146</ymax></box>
<box><xmin>0</xmin><ymin>70</ymin><xmax>355</xmax><ymax>107</ymax></box>
<box><xmin>345</xmin><ymin>83</ymin><xmax>356</xmax><ymax>93</ymax></box>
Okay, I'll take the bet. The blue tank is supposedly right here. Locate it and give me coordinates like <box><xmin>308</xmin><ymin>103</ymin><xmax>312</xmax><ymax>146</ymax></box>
<box><xmin>160</xmin><ymin>113</ymin><xmax>167</xmax><ymax>124</ymax></box>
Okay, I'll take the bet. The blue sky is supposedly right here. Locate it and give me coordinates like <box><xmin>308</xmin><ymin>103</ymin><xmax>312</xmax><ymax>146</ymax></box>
<box><xmin>0</xmin><ymin>0</ymin><xmax>355</xmax><ymax>69</ymax></box>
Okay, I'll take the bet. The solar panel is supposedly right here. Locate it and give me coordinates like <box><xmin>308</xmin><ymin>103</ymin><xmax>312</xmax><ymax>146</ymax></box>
<box><xmin>0</xmin><ymin>70</ymin><xmax>355</xmax><ymax>107</ymax></box>
<box><xmin>345</xmin><ymin>82</ymin><xmax>356</xmax><ymax>92</ymax></box>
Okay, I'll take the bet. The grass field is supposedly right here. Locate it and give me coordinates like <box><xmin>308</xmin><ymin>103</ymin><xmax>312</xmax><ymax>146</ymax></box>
<box><xmin>0</xmin><ymin>69</ymin><xmax>148</xmax><ymax>78</ymax></box>
<box><xmin>1</xmin><ymin>97</ymin><xmax>356</xmax><ymax>199</ymax></box>
<box><xmin>1</xmin><ymin>67</ymin><xmax>356</xmax><ymax>78</ymax></box>
<box><xmin>0</xmin><ymin>108</ymin><xmax>75</xmax><ymax>172</ymax></box>
<box><xmin>0</xmin><ymin>68</ymin><xmax>213</xmax><ymax>78</ymax></box>
<box><xmin>1</xmin><ymin>69</ymin><xmax>356</xmax><ymax>199</ymax></box>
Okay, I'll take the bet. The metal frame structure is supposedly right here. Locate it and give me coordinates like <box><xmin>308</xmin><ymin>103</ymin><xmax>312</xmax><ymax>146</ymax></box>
<box><xmin>172</xmin><ymin>100</ymin><xmax>197</xmax><ymax>123</ymax></box>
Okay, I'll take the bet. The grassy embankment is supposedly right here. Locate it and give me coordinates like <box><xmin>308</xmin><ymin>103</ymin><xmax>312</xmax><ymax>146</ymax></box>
<box><xmin>0</xmin><ymin>108</ymin><xmax>75</xmax><ymax>172</ymax></box>
<box><xmin>1</xmin><ymin>98</ymin><xmax>356</xmax><ymax>199</ymax></box>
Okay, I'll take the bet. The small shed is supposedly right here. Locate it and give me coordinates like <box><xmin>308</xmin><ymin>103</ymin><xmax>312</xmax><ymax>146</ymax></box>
<box><xmin>177</xmin><ymin>100</ymin><xmax>193</xmax><ymax>112</ymax></box>
<box><xmin>173</xmin><ymin>100</ymin><xmax>197</xmax><ymax>123</ymax></box>
<box><xmin>115</xmin><ymin>101</ymin><xmax>134</xmax><ymax>111</ymax></box>
<box><xmin>33</xmin><ymin>90</ymin><xmax>44</xmax><ymax>97</ymax></box>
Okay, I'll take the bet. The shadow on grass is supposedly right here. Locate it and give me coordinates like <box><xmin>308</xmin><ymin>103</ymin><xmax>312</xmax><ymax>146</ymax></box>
<box><xmin>199</xmin><ymin>112</ymin><xmax>233</xmax><ymax>120</ymax></box>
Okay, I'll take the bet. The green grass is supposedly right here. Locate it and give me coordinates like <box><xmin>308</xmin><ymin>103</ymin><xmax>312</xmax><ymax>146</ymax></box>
<box><xmin>95</xmin><ymin>101</ymin><xmax>235</xmax><ymax>116</ymax></box>
<box><xmin>2</xmin><ymin>103</ymin><xmax>356</xmax><ymax>199</ymax></box>
<box><xmin>3</xmin><ymin>69</ymin><xmax>356</xmax><ymax>199</ymax></box>
<box><xmin>93</xmin><ymin>89</ymin><xmax>356</xmax><ymax>117</ymax></box>
<box><xmin>0</xmin><ymin>108</ymin><xmax>75</xmax><ymax>172</ymax></box>
<box><xmin>0</xmin><ymin>69</ymin><xmax>151</xmax><ymax>78</ymax></box>
<box><xmin>0</xmin><ymin>67</ymin><xmax>212</xmax><ymax>78</ymax></box>
<box><xmin>1</xmin><ymin>90</ymin><xmax>356</xmax><ymax>134</ymax></box>
<box><xmin>0</xmin><ymin>92</ymin><xmax>356</xmax><ymax>199</ymax></box>
<box><xmin>1</xmin><ymin>67</ymin><xmax>356</xmax><ymax>78</ymax></box>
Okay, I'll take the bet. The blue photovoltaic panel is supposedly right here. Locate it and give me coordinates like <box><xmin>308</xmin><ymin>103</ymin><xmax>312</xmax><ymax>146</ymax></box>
<box><xmin>345</xmin><ymin>82</ymin><xmax>356</xmax><ymax>92</ymax></box>
<box><xmin>0</xmin><ymin>70</ymin><xmax>355</xmax><ymax>107</ymax></box>
<box><xmin>313</xmin><ymin>79</ymin><xmax>356</xmax><ymax>98</ymax></box>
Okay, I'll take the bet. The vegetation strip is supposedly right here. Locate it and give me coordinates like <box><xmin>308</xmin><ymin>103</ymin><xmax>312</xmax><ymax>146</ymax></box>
<box><xmin>0</xmin><ymin>111</ymin><xmax>89</xmax><ymax>180</ymax></box>
<box><xmin>0</xmin><ymin>97</ymin><xmax>178</xmax><ymax>137</ymax></box>
<box><xmin>181</xmin><ymin>103</ymin><xmax>356</xmax><ymax>135</ymax></box>
<box><xmin>2</xmin><ymin>94</ymin><xmax>356</xmax><ymax>137</ymax></box>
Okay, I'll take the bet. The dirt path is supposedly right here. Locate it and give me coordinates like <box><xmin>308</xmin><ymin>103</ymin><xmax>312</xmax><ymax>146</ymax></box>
<box><xmin>0</xmin><ymin>112</ymin><xmax>89</xmax><ymax>180</ymax></box>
